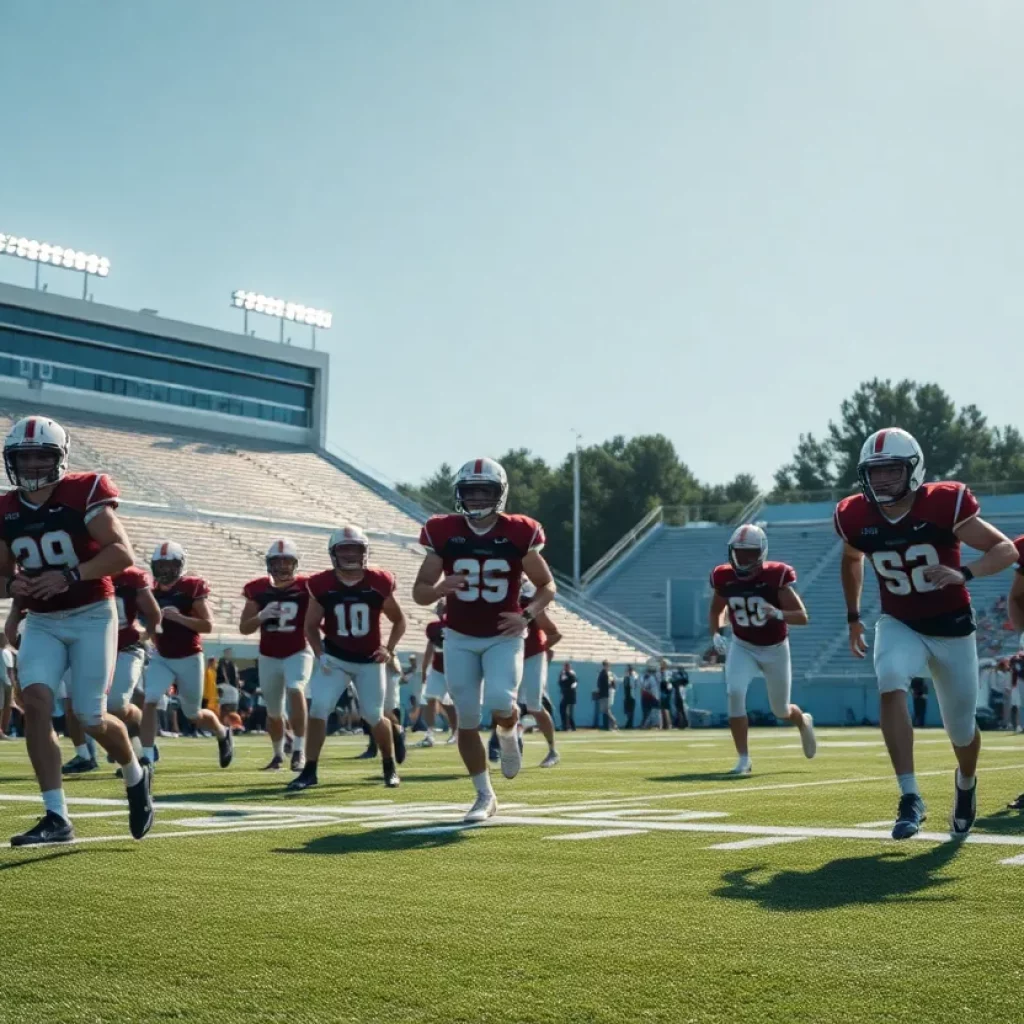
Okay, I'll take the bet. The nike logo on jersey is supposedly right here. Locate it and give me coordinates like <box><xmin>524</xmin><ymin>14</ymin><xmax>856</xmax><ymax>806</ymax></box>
<box><xmin>912</xmin><ymin>523</ymin><xmax>928</xmax><ymax>532</ymax></box>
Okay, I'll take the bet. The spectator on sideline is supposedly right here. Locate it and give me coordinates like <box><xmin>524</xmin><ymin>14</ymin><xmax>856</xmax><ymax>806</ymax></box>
<box><xmin>403</xmin><ymin>654</ymin><xmax>423</xmax><ymax>731</ymax></box>
<box><xmin>1012</xmin><ymin>649</ymin><xmax>1024</xmax><ymax>732</ymax></box>
<box><xmin>658</xmin><ymin>659</ymin><xmax>674</xmax><ymax>730</ymax></box>
<box><xmin>596</xmin><ymin>661</ymin><xmax>618</xmax><ymax>731</ymax></box>
<box><xmin>558</xmin><ymin>662</ymin><xmax>578</xmax><ymax>732</ymax></box>
<box><xmin>640</xmin><ymin>665</ymin><xmax>660</xmax><ymax>728</ymax></box>
<box><xmin>203</xmin><ymin>657</ymin><xmax>219</xmax><ymax>715</ymax></box>
<box><xmin>910</xmin><ymin>677</ymin><xmax>928</xmax><ymax>729</ymax></box>
<box><xmin>672</xmin><ymin>665</ymin><xmax>690</xmax><ymax>728</ymax></box>
<box><xmin>622</xmin><ymin>665</ymin><xmax>638</xmax><ymax>729</ymax></box>
<box><xmin>216</xmin><ymin>648</ymin><xmax>240</xmax><ymax>720</ymax></box>
<box><xmin>0</xmin><ymin>637</ymin><xmax>15</xmax><ymax>739</ymax></box>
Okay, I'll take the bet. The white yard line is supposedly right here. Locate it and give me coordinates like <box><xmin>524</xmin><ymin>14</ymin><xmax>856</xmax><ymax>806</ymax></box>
<box><xmin>707</xmin><ymin>836</ymin><xmax>809</xmax><ymax>851</ymax></box>
<box><xmin>546</xmin><ymin>829</ymin><xmax>650</xmax><ymax>841</ymax></box>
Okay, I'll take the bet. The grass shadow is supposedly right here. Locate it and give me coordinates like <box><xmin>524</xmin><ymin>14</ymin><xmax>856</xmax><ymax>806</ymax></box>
<box><xmin>154</xmin><ymin>783</ymin><xmax>358</xmax><ymax>803</ymax></box>
<box><xmin>972</xmin><ymin>806</ymin><xmax>1024</xmax><ymax>836</ymax></box>
<box><xmin>0</xmin><ymin>848</ymin><xmax>84</xmax><ymax>870</ymax></box>
<box><xmin>397</xmin><ymin>773</ymin><xmax>466</xmax><ymax>784</ymax></box>
<box><xmin>274</xmin><ymin>823</ymin><xmax>471</xmax><ymax>857</ymax></box>
<box><xmin>712</xmin><ymin>841</ymin><xmax>963</xmax><ymax>912</ymax></box>
<box><xmin>646</xmin><ymin>770</ymin><xmax>801</xmax><ymax>784</ymax></box>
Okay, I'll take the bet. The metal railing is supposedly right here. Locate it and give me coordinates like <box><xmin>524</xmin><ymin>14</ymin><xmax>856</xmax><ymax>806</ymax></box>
<box><xmin>767</xmin><ymin>479</ymin><xmax>1024</xmax><ymax>505</ymax></box>
<box><xmin>580</xmin><ymin>505</ymin><xmax>664</xmax><ymax>589</ymax></box>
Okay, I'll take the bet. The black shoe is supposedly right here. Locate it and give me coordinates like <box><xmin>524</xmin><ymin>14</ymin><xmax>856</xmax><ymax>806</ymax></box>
<box><xmin>384</xmin><ymin>770</ymin><xmax>401</xmax><ymax>788</ymax></box>
<box><xmin>153</xmin><ymin>744</ymin><xmax>160</xmax><ymax>764</ymax></box>
<box><xmin>106</xmin><ymin>751</ymin><xmax>116</xmax><ymax>764</ymax></box>
<box><xmin>951</xmin><ymin>772</ymin><xmax>977</xmax><ymax>835</ymax></box>
<box><xmin>290</xmin><ymin>749</ymin><xmax>305</xmax><ymax>772</ymax></box>
<box><xmin>1008</xmin><ymin>792</ymin><xmax>1024</xmax><ymax>810</ymax></box>
<box><xmin>11</xmin><ymin>811</ymin><xmax>74</xmax><ymax>847</ymax></box>
<box><xmin>287</xmin><ymin>767</ymin><xmax>318</xmax><ymax>792</ymax></box>
<box><xmin>393</xmin><ymin>725</ymin><xmax>407</xmax><ymax>766</ymax></box>
<box><xmin>355</xmin><ymin>748</ymin><xmax>376</xmax><ymax>760</ymax></box>
<box><xmin>284</xmin><ymin>735</ymin><xmax>294</xmax><ymax>756</ymax></box>
<box><xmin>892</xmin><ymin>793</ymin><xmax>927</xmax><ymax>840</ymax></box>
<box><xmin>218</xmin><ymin>729</ymin><xmax>234</xmax><ymax>769</ymax></box>
<box><xmin>62</xmin><ymin>754</ymin><xmax>98</xmax><ymax>776</ymax></box>
<box><xmin>261</xmin><ymin>756</ymin><xmax>284</xmax><ymax>771</ymax></box>
<box><xmin>126</xmin><ymin>762</ymin><xmax>154</xmax><ymax>840</ymax></box>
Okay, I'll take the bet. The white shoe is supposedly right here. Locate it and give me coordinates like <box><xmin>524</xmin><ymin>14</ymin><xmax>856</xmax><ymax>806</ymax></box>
<box><xmin>464</xmin><ymin>792</ymin><xmax>497</xmax><ymax>823</ymax></box>
<box><xmin>799</xmin><ymin>713</ymin><xmax>817</xmax><ymax>759</ymax></box>
<box><xmin>446</xmin><ymin>731</ymin><xmax>458</xmax><ymax>745</ymax></box>
<box><xmin>729</xmin><ymin>760</ymin><xmax>752</xmax><ymax>776</ymax></box>
<box><xmin>540</xmin><ymin>749</ymin><xmax>560</xmax><ymax>768</ymax></box>
<box><xmin>497</xmin><ymin>731</ymin><xmax>521</xmax><ymax>780</ymax></box>
<box><xmin>417</xmin><ymin>734</ymin><xmax>435</xmax><ymax>748</ymax></box>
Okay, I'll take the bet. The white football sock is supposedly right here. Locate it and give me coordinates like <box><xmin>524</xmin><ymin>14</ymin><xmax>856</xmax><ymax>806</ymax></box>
<box><xmin>897</xmin><ymin>772</ymin><xmax>919</xmax><ymax>796</ymax></box>
<box><xmin>293</xmin><ymin>735</ymin><xmax>305</xmax><ymax>753</ymax></box>
<box><xmin>956</xmin><ymin>768</ymin><xmax>976</xmax><ymax>791</ymax></box>
<box><xmin>496</xmin><ymin>725</ymin><xmax>518</xmax><ymax>749</ymax></box>
<box><xmin>74</xmin><ymin>743</ymin><xmax>91</xmax><ymax>760</ymax></box>
<box><xmin>472</xmin><ymin>771</ymin><xmax>494</xmax><ymax>798</ymax></box>
<box><xmin>121</xmin><ymin>757</ymin><xmax>143</xmax><ymax>788</ymax></box>
<box><xmin>272</xmin><ymin>739</ymin><xmax>284</xmax><ymax>759</ymax></box>
<box><xmin>131</xmin><ymin>736</ymin><xmax>144</xmax><ymax>759</ymax></box>
<box><xmin>42</xmin><ymin>788</ymin><xmax>68</xmax><ymax>821</ymax></box>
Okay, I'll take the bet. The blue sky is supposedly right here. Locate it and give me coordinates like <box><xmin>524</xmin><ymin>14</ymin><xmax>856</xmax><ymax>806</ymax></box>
<box><xmin>3</xmin><ymin>1</ymin><xmax>1023</xmax><ymax>491</ymax></box>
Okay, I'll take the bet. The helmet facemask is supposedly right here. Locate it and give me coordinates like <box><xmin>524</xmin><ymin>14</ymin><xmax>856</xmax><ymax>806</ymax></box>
<box><xmin>455</xmin><ymin>481</ymin><xmax>504</xmax><ymax>521</ymax></box>
<box><xmin>859</xmin><ymin>458</ymin><xmax>916</xmax><ymax>507</ymax></box>
<box><xmin>6</xmin><ymin>446</ymin><xmax>65</xmax><ymax>493</ymax></box>
<box><xmin>267</xmin><ymin>555</ymin><xmax>298</xmax><ymax>586</ymax></box>
<box><xmin>729</xmin><ymin>544</ymin><xmax>765</xmax><ymax>578</ymax></box>
<box><xmin>151</xmin><ymin>559</ymin><xmax>184</xmax><ymax>587</ymax></box>
<box><xmin>331</xmin><ymin>542</ymin><xmax>368</xmax><ymax>573</ymax></box>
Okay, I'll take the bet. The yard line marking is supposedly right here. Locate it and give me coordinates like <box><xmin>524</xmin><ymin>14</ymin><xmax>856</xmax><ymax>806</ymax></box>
<box><xmin>852</xmin><ymin>820</ymin><xmax>895</xmax><ymax>829</ymax></box>
<box><xmin>999</xmin><ymin>853</ymin><xmax>1024</xmax><ymax>866</ymax></box>
<box><xmin>707</xmin><ymin>837</ymin><xmax>809</xmax><ymax>851</ymax></box>
<box><xmin>546</xmin><ymin>829</ymin><xmax>649</xmax><ymax>841</ymax></box>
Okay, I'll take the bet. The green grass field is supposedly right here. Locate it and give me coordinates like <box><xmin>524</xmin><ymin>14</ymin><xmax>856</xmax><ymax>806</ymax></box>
<box><xmin>2</xmin><ymin>726</ymin><xmax>1024</xmax><ymax>1024</ymax></box>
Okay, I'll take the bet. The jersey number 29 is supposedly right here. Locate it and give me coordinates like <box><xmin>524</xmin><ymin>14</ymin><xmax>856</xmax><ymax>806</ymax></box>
<box><xmin>10</xmin><ymin>530</ymin><xmax>78</xmax><ymax>570</ymax></box>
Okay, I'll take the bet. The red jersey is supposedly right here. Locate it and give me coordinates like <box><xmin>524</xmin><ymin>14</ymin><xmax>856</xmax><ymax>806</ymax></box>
<box><xmin>308</xmin><ymin>566</ymin><xmax>395</xmax><ymax>663</ymax></box>
<box><xmin>153</xmin><ymin>575</ymin><xmax>210</xmax><ymax>658</ymax></box>
<box><xmin>419</xmin><ymin>513</ymin><xmax>546</xmax><ymax>638</ymax></box>
<box><xmin>242</xmin><ymin>574</ymin><xmax>311</xmax><ymax>659</ymax></box>
<box><xmin>1013</xmin><ymin>535</ymin><xmax>1024</xmax><ymax>570</ymax></box>
<box><xmin>711</xmin><ymin>561</ymin><xmax>795</xmax><ymax>646</ymax></box>
<box><xmin>0</xmin><ymin>472</ymin><xmax>119</xmax><ymax>613</ymax></box>
<box><xmin>521</xmin><ymin>592</ymin><xmax>548</xmax><ymax>658</ymax></box>
<box><xmin>425</xmin><ymin>618</ymin><xmax>445</xmax><ymax>673</ymax></box>
<box><xmin>113</xmin><ymin>566</ymin><xmax>150</xmax><ymax>650</ymax></box>
<box><xmin>835</xmin><ymin>482</ymin><xmax>979</xmax><ymax>637</ymax></box>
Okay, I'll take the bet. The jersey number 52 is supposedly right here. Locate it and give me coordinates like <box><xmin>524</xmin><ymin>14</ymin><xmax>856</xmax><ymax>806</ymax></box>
<box><xmin>871</xmin><ymin>544</ymin><xmax>940</xmax><ymax>595</ymax></box>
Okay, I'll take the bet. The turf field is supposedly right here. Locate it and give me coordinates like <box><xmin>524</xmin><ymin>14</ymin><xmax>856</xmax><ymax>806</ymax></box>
<box><xmin>1</xmin><ymin>726</ymin><xmax>1023</xmax><ymax>1024</ymax></box>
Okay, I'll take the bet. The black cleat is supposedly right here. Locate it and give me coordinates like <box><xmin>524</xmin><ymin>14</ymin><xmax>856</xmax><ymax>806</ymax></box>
<box><xmin>261</xmin><ymin>756</ymin><xmax>284</xmax><ymax>771</ymax></box>
<box><xmin>287</xmin><ymin>767</ymin><xmax>318</xmax><ymax>792</ymax></box>
<box><xmin>11</xmin><ymin>811</ymin><xmax>74</xmax><ymax>847</ymax></box>
<box><xmin>290</xmin><ymin>749</ymin><xmax>305</xmax><ymax>773</ymax></box>
<box><xmin>951</xmin><ymin>772</ymin><xmax>977</xmax><ymax>836</ymax></box>
<box><xmin>355</xmin><ymin>748</ymin><xmax>376</xmax><ymax>760</ymax></box>
<box><xmin>62</xmin><ymin>754</ymin><xmax>98</xmax><ymax>776</ymax></box>
<box><xmin>1008</xmin><ymin>792</ymin><xmax>1024</xmax><ymax>810</ymax></box>
<box><xmin>284</xmin><ymin>735</ymin><xmax>294</xmax><ymax>756</ymax></box>
<box><xmin>892</xmin><ymin>793</ymin><xmax>927</xmax><ymax>840</ymax></box>
<box><xmin>153</xmin><ymin>744</ymin><xmax>160</xmax><ymax>764</ymax></box>
<box><xmin>126</xmin><ymin>762</ymin><xmax>154</xmax><ymax>840</ymax></box>
<box><xmin>218</xmin><ymin>728</ymin><xmax>234</xmax><ymax>769</ymax></box>
<box><xmin>393</xmin><ymin>725</ymin><xmax>407</xmax><ymax>766</ymax></box>
<box><xmin>384</xmin><ymin>770</ymin><xmax>401</xmax><ymax>788</ymax></box>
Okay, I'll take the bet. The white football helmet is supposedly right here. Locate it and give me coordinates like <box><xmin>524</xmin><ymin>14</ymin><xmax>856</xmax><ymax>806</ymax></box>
<box><xmin>858</xmin><ymin>428</ymin><xmax>925</xmax><ymax>507</ymax></box>
<box><xmin>454</xmin><ymin>458</ymin><xmax>508</xmax><ymax>521</ymax></box>
<box><xmin>728</xmin><ymin>524</ymin><xmax>767</xmax><ymax>577</ymax></box>
<box><xmin>265</xmin><ymin>538</ymin><xmax>299</xmax><ymax>581</ymax></box>
<box><xmin>329</xmin><ymin>525</ymin><xmax>368</xmax><ymax>571</ymax></box>
<box><xmin>151</xmin><ymin>540</ymin><xmax>186</xmax><ymax>586</ymax></box>
<box><xmin>3</xmin><ymin>416</ymin><xmax>70</xmax><ymax>492</ymax></box>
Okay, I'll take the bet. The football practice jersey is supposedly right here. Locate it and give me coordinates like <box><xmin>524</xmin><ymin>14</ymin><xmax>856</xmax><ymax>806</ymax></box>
<box><xmin>153</xmin><ymin>575</ymin><xmax>210</xmax><ymax>658</ymax></box>
<box><xmin>521</xmin><ymin>592</ymin><xmax>549</xmax><ymax>658</ymax></box>
<box><xmin>0</xmin><ymin>472</ymin><xmax>119</xmax><ymax>613</ymax></box>
<box><xmin>711</xmin><ymin>561</ymin><xmax>796</xmax><ymax>646</ymax></box>
<box><xmin>835</xmin><ymin>482</ymin><xmax>979</xmax><ymax>637</ymax></box>
<box><xmin>307</xmin><ymin>567</ymin><xmax>395</xmax><ymax>663</ymax></box>
<box><xmin>242</xmin><ymin>574</ymin><xmax>311</xmax><ymax>659</ymax></box>
<box><xmin>1013</xmin><ymin>534</ymin><xmax>1024</xmax><ymax>570</ymax></box>
<box><xmin>419</xmin><ymin>513</ymin><xmax>546</xmax><ymax>638</ymax></box>
<box><xmin>113</xmin><ymin>566</ymin><xmax>150</xmax><ymax>650</ymax></box>
<box><xmin>425</xmin><ymin>617</ymin><xmax>445</xmax><ymax>673</ymax></box>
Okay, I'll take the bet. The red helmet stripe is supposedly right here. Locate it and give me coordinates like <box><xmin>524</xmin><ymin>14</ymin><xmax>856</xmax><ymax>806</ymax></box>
<box><xmin>277</xmin><ymin>540</ymin><xmax>284</xmax><ymax>554</ymax></box>
<box><xmin>873</xmin><ymin>430</ymin><xmax>887</xmax><ymax>454</ymax></box>
<box><xmin>738</xmin><ymin>526</ymin><xmax>748</xmax><ymax>544</ymax></box>
<box><xmin>160</xmin><ymin>542</ymin><xmax>168</xmax><ymax>558</ymax></box>
<box><xmin>474</xmin><ymin>458</ymin><xmax>483</xmax><ymax>474</ymax></box>
<box><xmin>24</xmin><ymin>418</ymin><xmax>36</xmax><ymax>440</ymax></box>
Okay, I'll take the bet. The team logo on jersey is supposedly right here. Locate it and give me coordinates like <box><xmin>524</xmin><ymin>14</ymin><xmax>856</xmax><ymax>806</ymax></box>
<box><xmin>448</xmin><ymin>536</ymin><xmax>466</xmax><ymax>544</ymax></box>
<box><xmin>4</xmin><ymin>512</ymin><xmax>18</xmax><ymax>520</ymax></box>
<box><xmin>860</xmin><ymin>527</ymin><xmax>878</xmax><ymax>536</ymax></box>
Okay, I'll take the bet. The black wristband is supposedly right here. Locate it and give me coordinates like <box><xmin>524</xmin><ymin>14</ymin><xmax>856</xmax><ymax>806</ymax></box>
<box><xmin>522</xmin><ymin>608</ymin><xmax>535</xmax><ymax>624</ymax></box>
<box><xmin>63</xmin><ymin>566</ymin><xmax>82</xmax><ymax>586</ymax></box>
<box><xmin>847</xmin><ymin>611</ymin><xmax>861</xmax><ymax>623</ymax></box>
<box><xmin>961</xmin><ymin>566</ymin><xmax>974</xmax><ymax>583</ymax></box>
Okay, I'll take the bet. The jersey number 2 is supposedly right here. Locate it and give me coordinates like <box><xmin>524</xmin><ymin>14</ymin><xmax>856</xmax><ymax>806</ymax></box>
<box><xmin>11</xmin><ymin>530</ymin><xmax>78</xmax><ymax>570</ymax></box>
<box><xmin>267</xmin><ymin>601</ymin><xmax>299</xmax><ymax>633</ymax></box>
<box><xmin>871</xmin><ymin>544</ymin><xmax>940</xmax><ymax>595</ymax></box>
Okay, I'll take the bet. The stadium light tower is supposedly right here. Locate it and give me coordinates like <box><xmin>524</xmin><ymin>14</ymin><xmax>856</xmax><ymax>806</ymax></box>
<box><xmin>572</xmin><ymin>429</ymin><xmax>583</xmax><ymax>586</ymax></box>
<box><xmin>0</xmin><ymin>233</ymin><xmax>110</xmax><ymax>299</ymax></box>
<box><xmin>231</xmin><ymin>289</ymin><xmax>333</xmax><ymax>349</ymax></box>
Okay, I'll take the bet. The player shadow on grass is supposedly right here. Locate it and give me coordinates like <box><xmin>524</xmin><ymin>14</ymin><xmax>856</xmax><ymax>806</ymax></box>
<box><xmin>712</xmin><ymin>841</ymin><xmax>962</xmax><ymax>912</ymax></box>
<box><xmin>969</xmin><ymin>807</ymin><xmax>1024</xmax><ymax>836</ymax></box>
<box><xmin>154</xmin><ymin>782</ymin><xmax>362</xmax><ymax>803</ymax></box>
<box><xmin>273</xmin><ymin>824</ymin><xmax>470</xmax><ymax>858</ymax></box>
<box><xmin>0</xmin><ymin>849</ymin><xmax>84</xmax><ymax>871</ymax></box>
<box><xmin>395</xmin><ymin>773</ymin><xmax>466</xmax><ymax>784</ymax></box>
<box><xmin>646</xmin><ymin>770</ymin><xmax>801</xmax><ymax>784</ymax></box>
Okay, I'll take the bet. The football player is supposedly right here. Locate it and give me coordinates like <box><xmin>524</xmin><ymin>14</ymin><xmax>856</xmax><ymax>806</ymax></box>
<box><xmin>240</xmin><ymin>539</ymin><xmax>313</xmax><ymax>771</ymax></box>
<box><xmin>418</xmin><ymin>602</ymin><xmax>458</xmax><ymax>747</ymax></box>
<box><xmin>290</xmin><ymin>525</ymin><xmax>407</xmax><ymax>791</ymax></box>
<box><xmin>708</xmin><ymin>524</ymin><xmax>816</xmax><ymax>775</ymax></box>
<box><xmin>0</xmin><ymin>416</ymin><xmax>153</xmax><ymax>845</ymax></box>
<box><xmin>836</xmin><ymin>428</ymin><xmax>1016</xmax><ymax>838</ymax></box>
<box><xmin>1002</xmin><ymin>535</ymin><xmax>1024</xmax><ymax>808</ymax></box>
<box><xmin>518</xmin><ymin>579</ymin><xmax>562</xmax><ymax>768</ymax></box>
<box><xmin>141</xmin><ymin>541</ymin><xmax>233</xmax><ymax>769</ymax></box>
<box><xmin>413</xmin><ymin>458</ymin><xmax>555</xmax><ymax>822</ymax></box>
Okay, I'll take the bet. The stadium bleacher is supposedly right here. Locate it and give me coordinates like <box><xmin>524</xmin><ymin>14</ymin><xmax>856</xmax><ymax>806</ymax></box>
<box><xmin>0</xmin><ymin>402</ymin><xmax>648</xmax><ymax>663</ymax></box>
